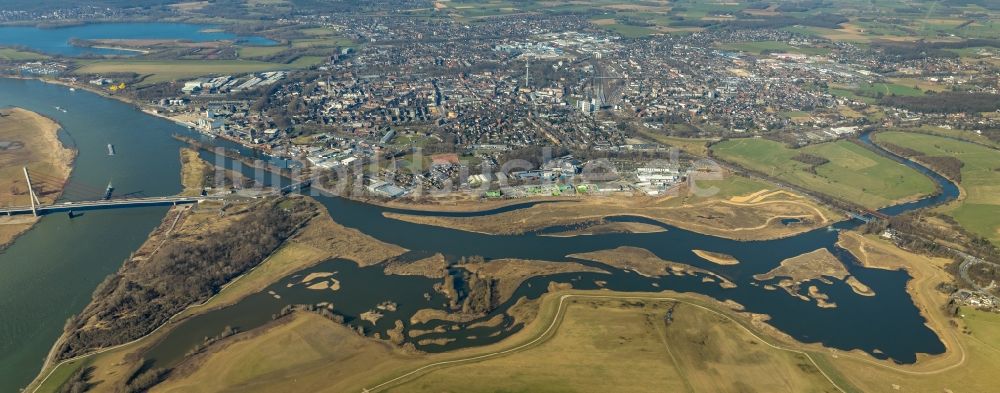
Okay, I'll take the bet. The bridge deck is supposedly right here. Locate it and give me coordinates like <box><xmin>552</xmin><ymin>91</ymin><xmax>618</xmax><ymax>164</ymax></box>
<box><xmin>0</xmin><ymin>196</ymin><xmax>221</xmax><ymax>216</ymax></box>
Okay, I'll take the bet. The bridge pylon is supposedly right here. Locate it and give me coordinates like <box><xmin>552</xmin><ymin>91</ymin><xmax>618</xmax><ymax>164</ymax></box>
<box><xmin>23</xmin><ymin>167</ymin><xmax>40</xmax><ymax>217</ymax></box>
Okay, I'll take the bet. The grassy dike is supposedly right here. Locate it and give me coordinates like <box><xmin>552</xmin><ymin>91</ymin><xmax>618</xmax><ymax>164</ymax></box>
<box><xmin>711</xmin><ymin>138</ymin><xmax>936</xmax><ymax>209</ymax></box>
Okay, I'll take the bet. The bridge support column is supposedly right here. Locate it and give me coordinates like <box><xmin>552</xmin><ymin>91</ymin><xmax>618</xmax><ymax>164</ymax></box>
<box><xmin>23</xmin><ymin>167</ymin><xmax>38</xmax><ymax>217</ymax></box>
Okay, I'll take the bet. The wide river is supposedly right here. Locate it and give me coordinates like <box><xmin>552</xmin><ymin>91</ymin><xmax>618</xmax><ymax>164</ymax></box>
<box><xmin>0</xmin><ymin>78</ymin><xmax>959</xmax><ymax>391</ymax></box>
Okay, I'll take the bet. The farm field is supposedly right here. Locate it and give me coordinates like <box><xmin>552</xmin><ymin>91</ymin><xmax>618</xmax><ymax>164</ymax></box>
<box><xmin>873</xmin><ymin>131</ymin><xmax>1000</xmax><ymax>244</ymax></box>
<box><xmin>711</xmin><ymin>138</ymin><xmax>936</xmax><ymax>209</ymax></box>
<box><xmin>826</xmin><ymin>86</ymin><xmax>878</xmax><ymax>104</ymax></box>
<box><xmin>891</xmin><ymin>126</ymin><xmax>1000</xmax><ymax>149</ymax></box>
<box><xmin>826</xmin><ymin>82</ymin><xmax>927</xmax><ymax>103</ymax></box>
<box><xmin>74</xmin><ymin>57</ymin><xmax>324</xmax><ymax>85</ymax></box>
<box><xmin>600</xmin><ymin>22</ymin><xmax>657</xmax><ymax>38</ymax></box>
<box><xmin>887</xmin><ymin>78</ymin><xmax>949</xmax><ymax>93</ymax></box>
<box><xmin>434</xmin><ymin>0</ymin><xmax>999</xmax><ymax>42</ymax></box>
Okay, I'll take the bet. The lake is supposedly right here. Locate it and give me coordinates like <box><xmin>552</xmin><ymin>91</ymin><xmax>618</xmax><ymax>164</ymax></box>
<box><xmin>0</xmin><ymin>23</ymin><xmax>275</xmax><ymax>56</ymax></box>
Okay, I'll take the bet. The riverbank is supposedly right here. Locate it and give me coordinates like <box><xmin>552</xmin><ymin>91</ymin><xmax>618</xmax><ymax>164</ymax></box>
<box><xmin>0</xmin><ymin>107</ymin><xmax>75</xmax><ymax>248</ymax></box>
<box><xmin>380</xmin><ymin>183</ymin><xmax>839</xmax><ymax>241</ymax></box>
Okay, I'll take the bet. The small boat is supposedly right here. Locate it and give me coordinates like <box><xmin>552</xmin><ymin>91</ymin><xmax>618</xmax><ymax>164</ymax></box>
<box><xmin>69</xmin><ymin>87</ymin><xmax>76</xmax><ymax>92</ymax></box>
<box><xmin>103</xmin><ymin>181</ymin><xmax>114</xmax><ymax>200</ymax></box>
<box><xmin>107</xmin><ymin>144</ymin><xmax>116</xmax><ymax>156</ymax></box>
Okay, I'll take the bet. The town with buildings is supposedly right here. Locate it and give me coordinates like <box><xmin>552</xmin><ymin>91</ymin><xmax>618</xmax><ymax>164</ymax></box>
<box><xmin>2</xmin><ymin>9</ymin><xmax>993</xmax><ymax>203</ymax></box>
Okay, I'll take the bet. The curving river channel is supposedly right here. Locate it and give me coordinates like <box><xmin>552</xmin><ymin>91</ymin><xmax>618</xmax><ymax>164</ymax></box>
<box><xmin>0</xmin><ymin>78</ymin><xmax>959</xmax><ymax>391</ymax></box>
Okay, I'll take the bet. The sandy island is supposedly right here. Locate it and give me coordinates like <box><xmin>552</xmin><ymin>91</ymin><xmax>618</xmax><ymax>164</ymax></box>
<box><xmin>692</xmin><ymin>249</ymin><xmax>740</xmax><ymax>265</ymax></box>
<box><xmin>570</xmin><ymin>246</ymin><xmax>737</xmax><ymax>289</ymax></box>
<box><xmin>753</xmin><ymin>248</ymin><xmax>876</xmax><ymax>306</ymax></box>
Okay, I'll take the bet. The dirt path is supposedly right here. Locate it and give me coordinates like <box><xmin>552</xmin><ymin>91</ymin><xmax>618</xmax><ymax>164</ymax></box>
<box><xmin>652</xmin><ymin>314</ymin><xmax>696</xmax><ymax>393</ymax></box>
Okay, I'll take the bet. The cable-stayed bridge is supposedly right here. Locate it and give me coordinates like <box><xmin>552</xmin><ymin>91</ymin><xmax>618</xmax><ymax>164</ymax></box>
<box><xmin>2</xmin><ymin>167</ymin><xmax>213</xmax><ymax>216</ymax></box>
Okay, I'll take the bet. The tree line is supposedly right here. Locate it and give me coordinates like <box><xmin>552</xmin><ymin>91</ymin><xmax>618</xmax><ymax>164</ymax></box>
<box><xmin>877</xmin><ymin>141</ymin><xmax>964</xmax><ymax>182</ymax></box>
<box><xmin>55</xmin><ymin>197</ymin><xmax>318</xmax><ymax>361</ymax></box>
<box><xmin>881</xmin><ymin>92</ymin><xmax>1000</xmax><ymax>114</ymax></box>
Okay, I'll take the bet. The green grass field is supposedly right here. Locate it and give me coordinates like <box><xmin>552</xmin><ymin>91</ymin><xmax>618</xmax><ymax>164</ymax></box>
<box><xmin>780</xmin><ymin>110</ymin><xmax>811</xmax><ymax>118</ymax></box>
<box><xmin>946</xmin><ymin>46</ymin><xmax>1000</xmax><ymax>58</ymax></box>
<box><xmin>237</xmin><ymin>45</ymin><xmax>287</xmax><ymax>58</ymax></box>
<box><xmin>447</xmin><ymin>0</ymin><xmax>522</xmax><ymax>18</ymax></box>
<box><xmin>895</xmin><ymin>126</ymin><xmax>1000</xmax><ymax>149</ymax></box>
<box><xmin>299</xmin><ymin>27</ymin><xmax>338</xmax><ymax>36</ymax></box>
<box><xmin>854</xmin><ymin>82</ymin><xmax>925</xmax><ymax>97</ymax></box>
<box><xmin>637</xmin><ymin>129</ymin><xmax>714</xmax><ymax>155</ymax></box>
<box><xmin>712</xmin><ymin>138</ymin><xmax>936</xmax><ymax>209</ymax></box>
<box><xmin>874</xmin><ymin>131</ymin><xmax>1000</xmax><ymax>244</ymax></box>
<box><xmin>827</xmin><ymin>86</ymin><xmax>878</xmax><ymax>104</ymax></box>
<box><xmin>389</xmin><ymin>134</ymin><xmax>436</xmax><ymax>149</ymax></box>
<box><xmin>0</xmin><ymin>48</ymin><xmax>49</xmax><ymax>61</ymax></box>
<box><xmin>693</xmin><ymin>175</ymin><xmax>773</xmax><ymax>200</ymax></box>
<box><xmin>74</xmin><ymin>57</ymin><xmax>324</xmax><ymax>85</ymax></box>
<box><xmin>32</xmin><ymin>358</ymin><xmax>91</xmax><ymax>393</ymax></box>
